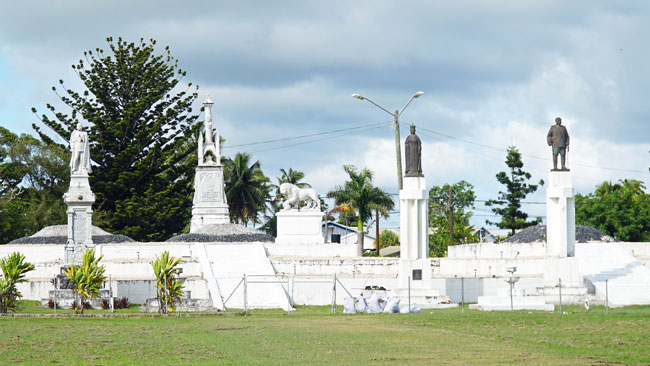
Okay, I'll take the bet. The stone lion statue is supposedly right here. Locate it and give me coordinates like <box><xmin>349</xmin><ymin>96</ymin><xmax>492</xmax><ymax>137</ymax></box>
<box><xmin>279</xmin><ymin>183</ymin><xmax>320</xmax><ymax>211</ymax></box>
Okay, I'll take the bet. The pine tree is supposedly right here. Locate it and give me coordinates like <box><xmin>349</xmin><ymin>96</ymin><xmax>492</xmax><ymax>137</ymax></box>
<box><xmin>486</xmin><ymin>146</ymin><xmax>542</xmax><ymax>236</ymax></box>
<box><xmin>32</xmin><ymin>37</ymin><xmax>200</xmax><ymax>241</ymax></box>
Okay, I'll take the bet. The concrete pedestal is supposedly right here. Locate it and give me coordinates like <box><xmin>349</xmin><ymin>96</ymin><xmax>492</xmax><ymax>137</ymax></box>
<box><xmin>546</xmin><ymin>171</ymin><xmax>575</xmax><ymax>257</ymax></box>
<box><xmin>64</xmin><ymin>173</ymin><xmax>95</xmax><ymax>265</ymax></box>
<box><xmin>191</xmin><ymin>165</ymin><xmax>229</xmax><ymax>232</ymax></box>
<box><xmin>276</xmin><ymin>210</ymin><xmax>325</xmax><ymax>244</ymax></box>
<box><xmin>399</xmin><ymin>176</ymin><xmax>430</xmax><ymax>289</ymax></box>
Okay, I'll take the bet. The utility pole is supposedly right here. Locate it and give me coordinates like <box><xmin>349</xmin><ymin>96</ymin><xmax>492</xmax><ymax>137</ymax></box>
<box><xmin>449</xmin><ymin>186</ymin><xmax>454</xmax><ymax>247</ymax></box>
<box><xmin>375</xmin><ymin>210</ymin><xmax>380</xmax><ymax>255</ymax></box>
<box><xmin>352</xmin><ymin>92</ymin><xmax>422</xmax><ymax>191</ymax></box>
<box><xmin>394</xmin><ymin>110</ymin><xmax>403</xmax><ymax>190</ymax></box>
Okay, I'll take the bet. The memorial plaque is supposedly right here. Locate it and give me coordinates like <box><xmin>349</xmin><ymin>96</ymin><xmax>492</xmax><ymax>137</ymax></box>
<box><xmin>412</xmin><ymin>269</ymin><xmax>422</xmax><ymax>281</ymax></box>
<box><xmin>200</xmin><ymin>172</ymin><xmax>221</xmax><ymax>202</ymax></box>
<box><xmin>73</xmin><ymin>211</ymin><xmax>87</xmax><ymax>243</ymax></box>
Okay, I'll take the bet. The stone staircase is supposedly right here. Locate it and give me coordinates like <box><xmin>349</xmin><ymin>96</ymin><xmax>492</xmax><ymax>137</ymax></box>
<box><xmin>575</xmin><ymin>243</ymin><xmax>650</xmax><ymax>307</ymax></box>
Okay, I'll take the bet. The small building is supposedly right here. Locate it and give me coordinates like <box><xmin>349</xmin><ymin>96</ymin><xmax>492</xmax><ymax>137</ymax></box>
<box><xmin>322</xmin><ymin>222</ymin><xmax>376</xmax><ymax>251</ymax></box>
<box><xmin>471</xmin><ymin>226</ymin><xmax>496</xmax><ymax>243</ymax></box>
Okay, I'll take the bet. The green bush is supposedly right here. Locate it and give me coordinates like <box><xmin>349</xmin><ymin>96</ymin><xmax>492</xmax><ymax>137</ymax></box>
<box><xmin>377</xmin><ymin>230</ymin><xmax>400</xmax><ymax>249</ymax></box>
<box><xmin>64</xmin><ymin>249</ymin><xmax>106</xmax><ymax>314</ymax></box>
<box><xmin>0</xmin><ymin>252</ymin><xmax>35</xmax><ymax>313</ymax></box>
<box><xmin>151</xmin><ymin>251</ymin><xmax>184</xmax><ymax>313</ymax></box>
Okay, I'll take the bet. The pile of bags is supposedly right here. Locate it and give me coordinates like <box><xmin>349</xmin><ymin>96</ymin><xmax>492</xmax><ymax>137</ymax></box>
<box><xmin>343</xmin><ymin>293</ymin><xmax>421</xmax><ymax>314</ymax></box>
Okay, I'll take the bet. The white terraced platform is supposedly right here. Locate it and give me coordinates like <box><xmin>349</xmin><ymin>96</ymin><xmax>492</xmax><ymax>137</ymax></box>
<box><xmin>205</xmin><ymin>243</ymin><xmax>292</xmax><ymax>311</ymax></box>
<box><xmin>576</xmin><ymin>243</ymin><xmax>650</xmax><ymax>307</ymax></box>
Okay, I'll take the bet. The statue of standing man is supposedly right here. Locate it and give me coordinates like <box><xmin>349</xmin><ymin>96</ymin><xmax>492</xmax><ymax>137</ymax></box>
<box><xmin>546</xmin><ymin>117</ymin><xmax>570</xmax><ymax>171</ymax></box>
<box><xmin>70</xmin><ymin>122</ymin><xmax>91</xmax><ymax>174</ymax></box>
<box><xmin>404</xmin><ymin>124</ymin><xmax>423</xmax><ymax>177</ymax></box>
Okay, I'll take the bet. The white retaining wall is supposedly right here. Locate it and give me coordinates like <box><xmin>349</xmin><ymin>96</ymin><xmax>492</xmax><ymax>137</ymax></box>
<box><xmin>3</xmin><ymin>241</ymin><xmax>649</xmax><ymax>307</ymax></box>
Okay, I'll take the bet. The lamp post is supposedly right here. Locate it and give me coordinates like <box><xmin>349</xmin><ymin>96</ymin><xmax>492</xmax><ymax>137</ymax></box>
<box><xmin>352</xmin><ymin>91</ymin><xmax>423</xmax><ymax>190</ymax></box>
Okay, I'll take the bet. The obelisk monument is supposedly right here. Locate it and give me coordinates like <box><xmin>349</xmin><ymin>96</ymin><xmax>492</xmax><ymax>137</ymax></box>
<box><xmin>190</xmin><ymin>95</ymin><xmax>229</xmax><ymax>232</ymax></box>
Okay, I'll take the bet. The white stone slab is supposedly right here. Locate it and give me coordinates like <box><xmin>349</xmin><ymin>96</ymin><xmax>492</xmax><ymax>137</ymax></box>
<box><xmin>264</xmin><ymin>243</ymin><xmax>356</xmax><ymax>257</ymax></box>
<box><xmin>276</xmin><ymin>210</ymin><xmax>325</xmax><ymax>244</ymax></box>
<box><xmin>474</xmin><ymin>295</ymin><xmax>554</xmax><ymax>311</ymax></box>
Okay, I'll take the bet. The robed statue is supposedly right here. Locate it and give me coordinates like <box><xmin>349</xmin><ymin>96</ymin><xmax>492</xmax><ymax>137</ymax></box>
<box><xmin>546</xmin><ymin>117</ymin><xmax>570</xmax><ymax>171</ymax></box>
<box><xmin>198</xmin><ymin>95</ymin><xmax>220</xmax><ymax>166</ymax></box>
<box><xmin>69</xmin><ymin>122</ymin><xmax>91</xmax><ymax>174</ymax></box>
<box><xmin>404</xmin><ymin>124</ymin><xmax>423</xmax><ymax>177</ymax></box>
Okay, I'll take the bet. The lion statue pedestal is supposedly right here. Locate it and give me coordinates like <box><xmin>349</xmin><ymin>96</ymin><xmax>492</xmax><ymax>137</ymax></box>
<box><xmin>275</xmin><ymin>183</ymin><xmax>324</xmax><ymax>244</ymax></box>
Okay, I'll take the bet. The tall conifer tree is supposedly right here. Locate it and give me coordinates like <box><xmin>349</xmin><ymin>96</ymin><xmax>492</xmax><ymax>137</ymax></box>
<box><xmin>486</xmin><ymin>146</ymin><xmax>542</xmax><ymax>236</ymax></box>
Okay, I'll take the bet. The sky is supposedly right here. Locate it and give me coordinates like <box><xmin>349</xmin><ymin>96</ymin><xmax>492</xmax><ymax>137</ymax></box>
<box><xmin>1</xmin><ymin>0</ymin><xmax>649</xmax><ymax>232</ymax></box>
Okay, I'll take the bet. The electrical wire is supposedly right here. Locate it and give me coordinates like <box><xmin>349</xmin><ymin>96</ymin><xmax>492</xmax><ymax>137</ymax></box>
<box><xmin>222</xmin><ymin>121</ymin><xmax>390</xmax><ymax>149</ymax></box>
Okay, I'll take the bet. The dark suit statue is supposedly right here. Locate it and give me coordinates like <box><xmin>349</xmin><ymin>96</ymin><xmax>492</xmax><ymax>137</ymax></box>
<box><xmin>547</xmin><ymin>117</ymin><xmax>570</xmax><ymax>171</ymax></box>
<box><xmin>405</xmin><ymin>125</ymin><xmax>423</xmax><ymax>177</ymax></box>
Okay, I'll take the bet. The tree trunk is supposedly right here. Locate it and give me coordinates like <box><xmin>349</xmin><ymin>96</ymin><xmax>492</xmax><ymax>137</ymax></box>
<box><xmin>357</xmin><ymin>216</ymin><xmax>364</xmax><ymax>257</ymax></box>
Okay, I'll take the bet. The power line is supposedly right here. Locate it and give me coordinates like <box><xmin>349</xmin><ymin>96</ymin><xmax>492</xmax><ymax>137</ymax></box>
<box><xmin>414</xmin><ymin>125</ymin><xmax>648</xmax><ymax>174</ymax></box>
<box><xmin>222</xmin><ymin>121</ymin><xmax>390</xmax><ymax>149</ymax></box>
<box><xmin>248</xmin><ymin>124</ymin><xmax>389</xmax><ymax>154</ymax></box>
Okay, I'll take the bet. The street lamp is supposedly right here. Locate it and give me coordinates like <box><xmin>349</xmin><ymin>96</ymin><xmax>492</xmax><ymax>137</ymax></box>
<box><xmin>352</xmin><ymin>91</ymin><xmax>424</xmax><ymax>190</ymax></box>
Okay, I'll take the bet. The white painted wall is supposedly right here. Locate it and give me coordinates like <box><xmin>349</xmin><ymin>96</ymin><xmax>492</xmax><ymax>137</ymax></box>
<box><xmin>3</xmin><ymin>241</ymin><xmax>650</xmax><ymax>307</ymax></box>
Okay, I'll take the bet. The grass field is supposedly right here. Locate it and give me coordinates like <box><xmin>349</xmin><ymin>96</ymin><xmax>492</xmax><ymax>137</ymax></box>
<box><xmin>1</xmin><ymin>301</ymin><xmax>649</xmax><ymax>365</ymax></box>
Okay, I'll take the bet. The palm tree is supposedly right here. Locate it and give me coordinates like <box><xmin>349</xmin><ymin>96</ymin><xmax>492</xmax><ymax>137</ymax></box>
<box><xmin>277</xmin><ymin>168</ymin><xmax>311</xmax><ymax>188</ymax></box>
<box><xmin>327</xmin><ymin>165</ymin><xmax>394</xmax><ymax>256</ymax></box>
<box><xmin>224</xmin><ymin>152</ymin><xmax>271</xmax><ymax>226</ymax></box>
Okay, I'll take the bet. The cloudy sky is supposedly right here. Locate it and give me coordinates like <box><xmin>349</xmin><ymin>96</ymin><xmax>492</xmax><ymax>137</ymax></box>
<box><xmin>1</xmin><ymin>0</ymin><xmax>649</xmax><ymax>231</ymax></box>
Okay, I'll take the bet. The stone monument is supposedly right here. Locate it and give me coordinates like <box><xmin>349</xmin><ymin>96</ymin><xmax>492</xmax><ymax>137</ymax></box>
<box><xmin>399</xmin><ymin>125</ymin><xmax>430</xmax><ymax>288</ymax></box>
<box><xmin>544</xmin><ymin>117</ymin><xmax>578</xmax><ymax>292</ymax></box>
<box><xmin>190</xmin><ymin>95</ymin><xmax>229</xmax><ymax>232</ymax></box>
<box><xmin>275</xmin><ymin>183</ymin><xmax>325</xmax><ymax>244</ymax></box>
<box><xmin>545</xmin><ymin>117</ymin><xmax>575</xmax><ymax>257</ymax></box>
<box><xmin>63</xmin><ymin>122</ymin><xmax>95</xmax><ymax>265</ymax></box>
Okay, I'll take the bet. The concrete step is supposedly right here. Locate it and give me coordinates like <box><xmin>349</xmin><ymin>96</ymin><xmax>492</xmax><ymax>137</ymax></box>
<box><xmin>392</xmin><ymin>288</ymin><xmax>457</xmax><ymax>309</ymax></box>
<box><xmin>474</xmin><ymin>295</ymin><xmax>554</xmax><ymax>311</ymax></box>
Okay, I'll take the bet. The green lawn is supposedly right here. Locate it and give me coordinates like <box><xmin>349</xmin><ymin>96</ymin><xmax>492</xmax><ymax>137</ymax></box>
<box><xmin>1</xmin><ymin>302</ymin><xmax>649</xmax><ymax>365</ymax></box>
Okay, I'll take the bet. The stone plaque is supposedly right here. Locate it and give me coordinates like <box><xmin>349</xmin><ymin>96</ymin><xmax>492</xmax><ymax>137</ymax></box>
<box><xmin>412</xmin><ymin>269</ymin><xmax>422</xmax><ymax>281</ymax></box>
<box><xmin>200</xmin><ymin>172</ymin><xmax>221</xmax><ymax>202</ymax></box>
<box><xmin>73</xmin><ymin>211</ymin><xmax>87</xmax><ymax>243</ymax></box>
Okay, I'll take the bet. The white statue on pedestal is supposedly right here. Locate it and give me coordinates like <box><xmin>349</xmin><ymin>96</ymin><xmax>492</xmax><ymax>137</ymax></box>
<box><xmin>198</xmin><ymin>95</ymin><xmax>220</xmax><ymax>166</ymax></box>
<box><xmin>69</xmin><ymin>122</ymin><xmax>91</xmax><ymax>174</ymax></box>
<box><xmin>279</xmin><ymin>183</ymin><xmax>320</xmax><ymax>211</ymax></box>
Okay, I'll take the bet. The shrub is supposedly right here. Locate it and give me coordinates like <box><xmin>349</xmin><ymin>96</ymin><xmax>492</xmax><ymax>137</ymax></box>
<box><xmin>64</xmin><ymin>249</ymin><xmax>106</xmax><ymax>314</ymax></box>
<box><xmin>47</xmin><ymin>299</ymin><xmax>59</xmax><ymax>309</ymax></box>
<box><xmin>151</xmin><ymin>251</ymin><xmax>184</xmax><ymax>314</ymax></box>
<box><xmin>119</xmin><ymin>297</ymin><xmax>130</xmax><ymax>309</ymax></box>
<box><xmin>101</xmin><ymin>299</ymin><xmax>110</xmax><ymax>309</ymax></box>
<box><xmin>0</xmin><ymin>252</ymin><xmax>35</xmax><ymax>313</ymax></box>
<box><xmin>377</xmin><ymin>231</ymin><xmax>400</xmax><ymax>249</ymax></box>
